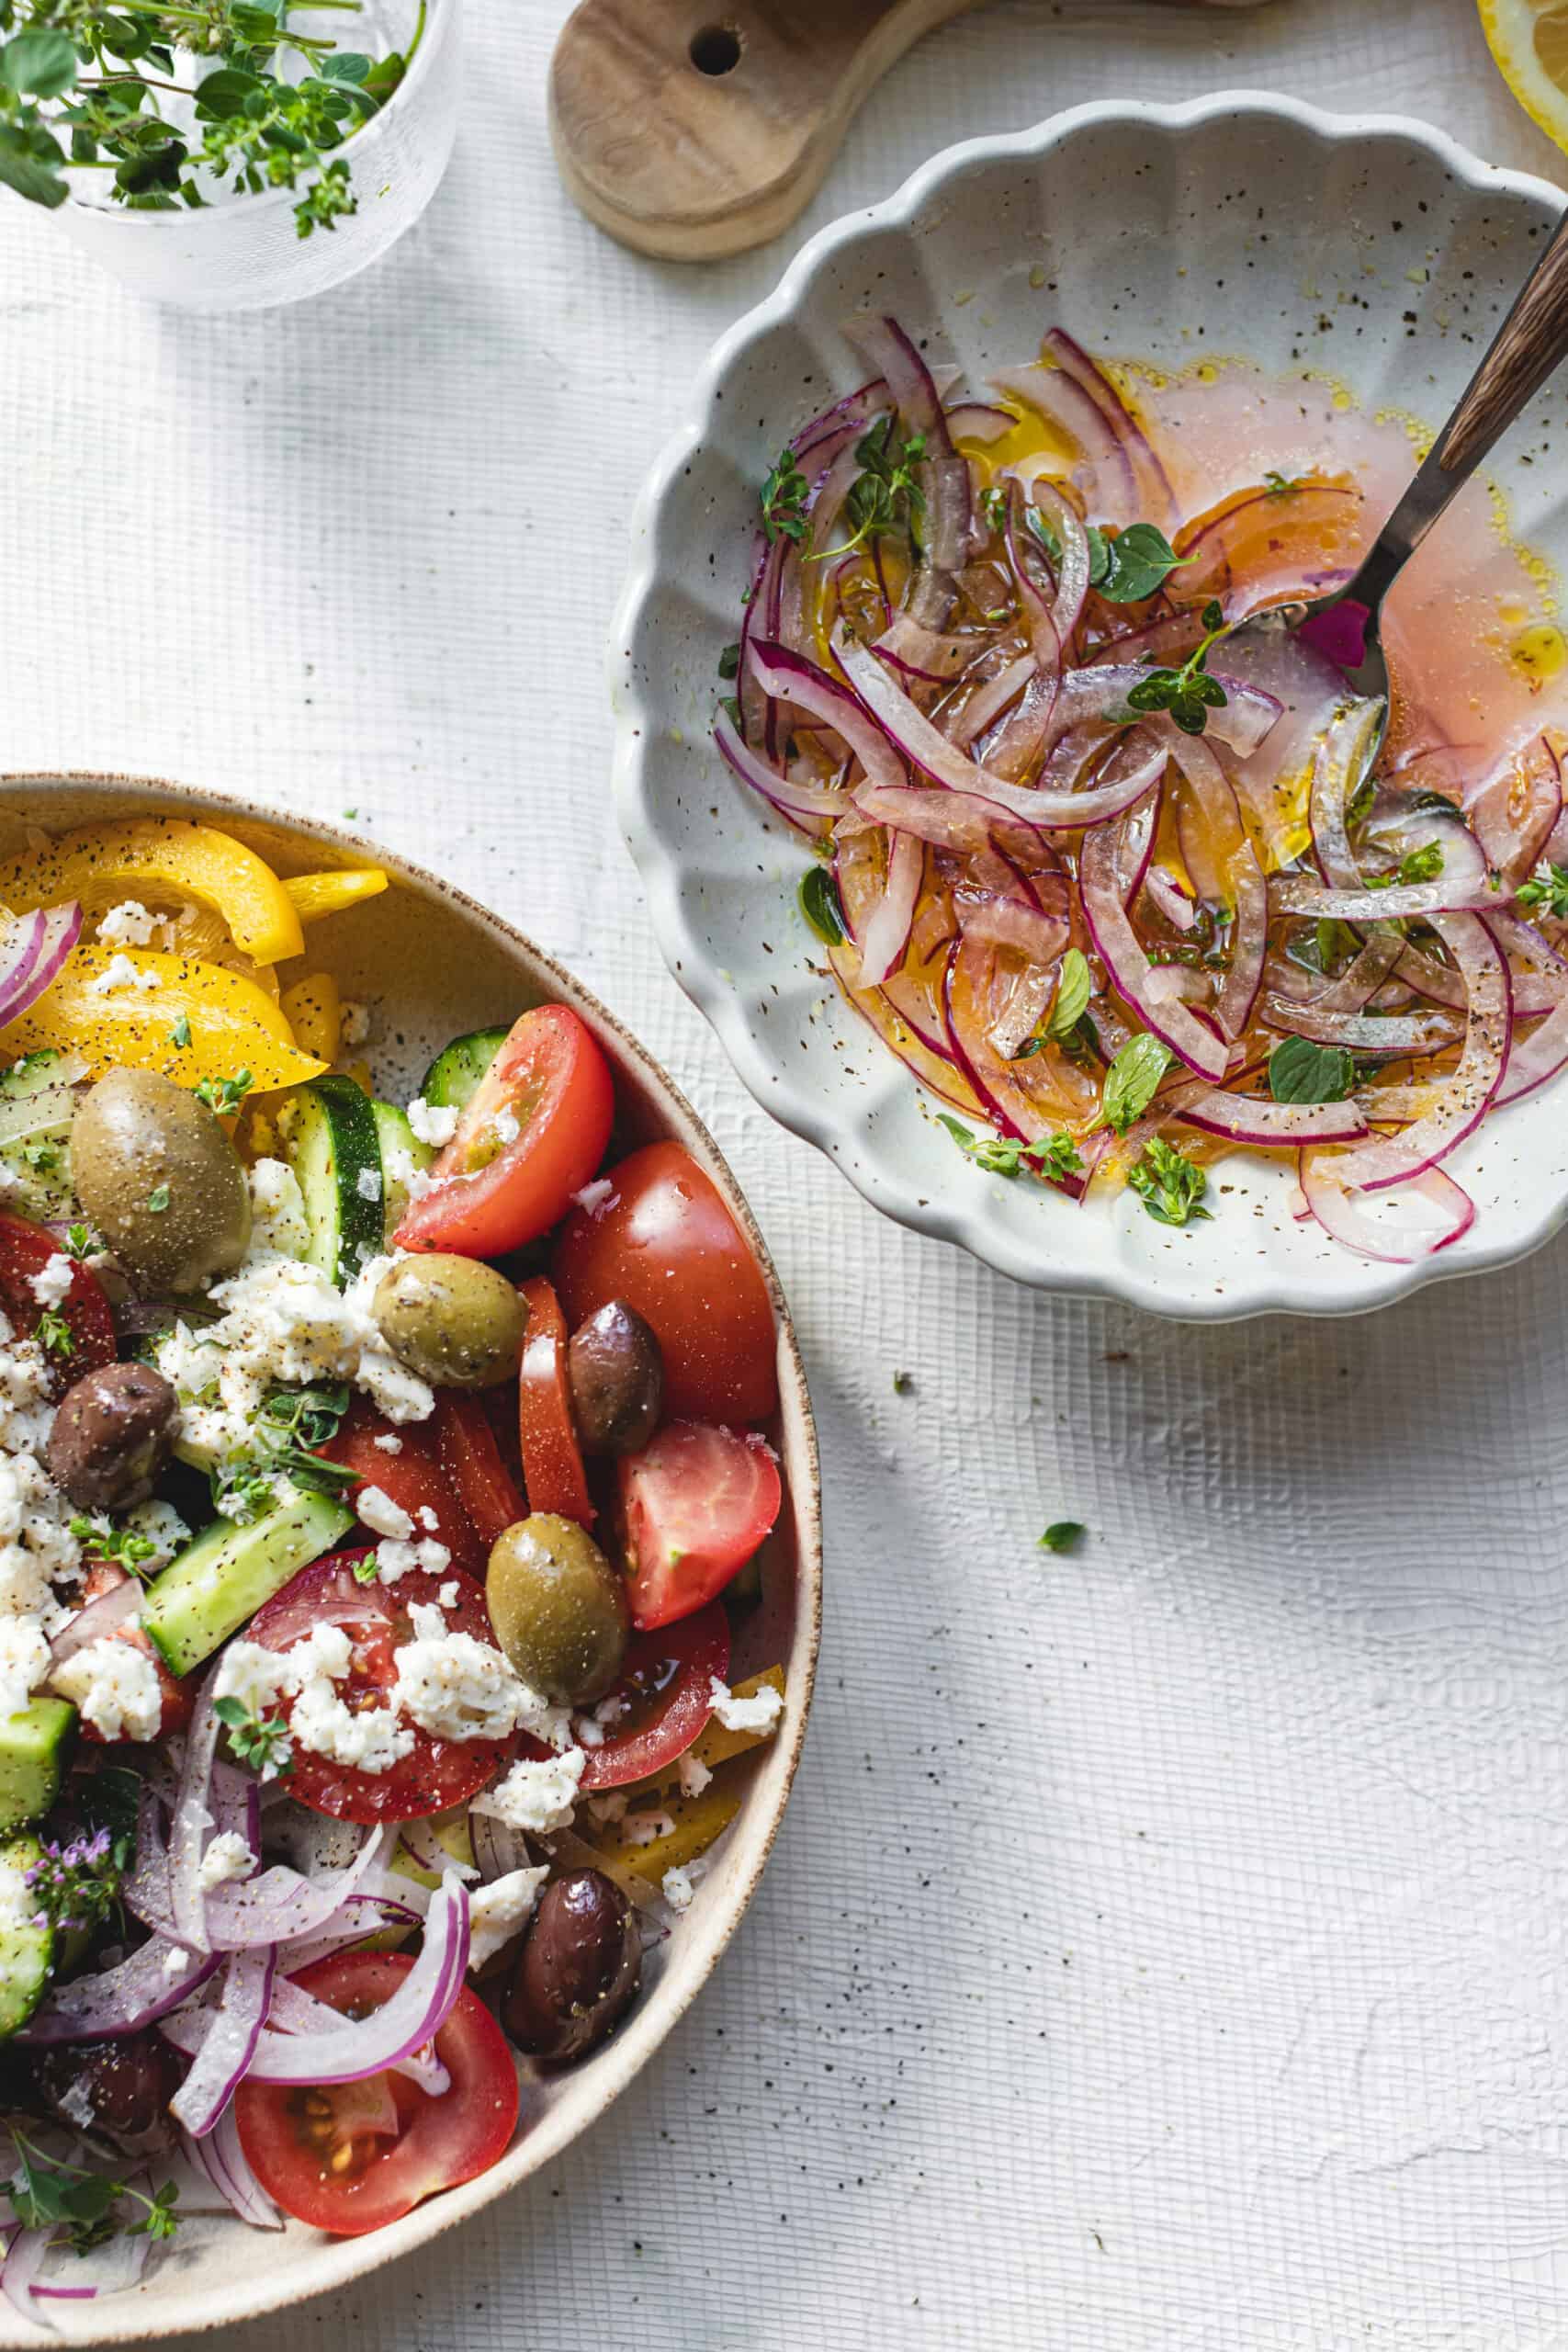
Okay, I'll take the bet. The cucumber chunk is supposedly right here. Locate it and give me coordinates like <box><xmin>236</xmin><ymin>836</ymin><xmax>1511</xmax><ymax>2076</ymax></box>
<box><xmin>370</xmin><ymin>1101</ymin><xmax>433</xmax><ymax>1246</ymax></box>
<box><xmin>141</xmin><ymin>1490</ymin><xmax>355</xmax><ymax>1678</ymax></box>
<box><xmin>0</xmin><ymin>1833</ymin><xmax>53</xmax><ymax>2039</ymax></box>
<box><xmin>0</xmin><ymin>1698</ymin><xmax>74</xmax><ymax>1834</ymax></box>
<box><xmin>283</xmin><ymin>1074</ymin><xmax>383</xmax><ymax>1286</ymax></box>
<box><xmin>0</xmin><ymin>1049</ymin><xmax>80</xmax><ymax>1220</ymax></box>
<box><xmin>420</xmin><ymin>1027</ymin><xmax>508</xmax><ymax>1114</ymax></box>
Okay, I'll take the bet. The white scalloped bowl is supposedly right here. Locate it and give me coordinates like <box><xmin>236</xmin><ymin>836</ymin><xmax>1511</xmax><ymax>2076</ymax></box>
<box><xmin>613</xmin><ymin>94</ymin><xmax>1568</xmax><ymax>1320</ymax></box>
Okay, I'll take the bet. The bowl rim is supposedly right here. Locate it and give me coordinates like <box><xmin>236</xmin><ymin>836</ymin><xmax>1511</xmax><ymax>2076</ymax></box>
<box><xmin>610</xmin><ymin>88</ymin><xmax>1568</xmax><ymax>1322</ymax></box>
<box><xmin>0</xmin><ymin>768</ymin><xmax>822</xmax><ymax>2343</ymax></box>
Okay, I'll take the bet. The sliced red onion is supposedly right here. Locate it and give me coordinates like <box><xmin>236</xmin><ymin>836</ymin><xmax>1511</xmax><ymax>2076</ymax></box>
<box><xmin>747</xmin><ymin>639</ymin><xmax>906</xmax><ymax>795</ymax></box>
<box><xmin>847</xmin><ymin>316</ymin><xmax>953</xmax><ymax>458</ymax></box>
<box><xmin>2</xmin><ymin>2226</ymin><xmax>57</xmax><ymax>2326</ymax></box>
<box><xmin>944</xmin><ymin>401</ymin><xmax>1013</xmax><ymax>443</ymax></box>
<box><xmin>1079</xmin><ymin>820</ymin><xmax>1232</xmax><ymax>1081</ymax></box>
<box><xmin>0</xmin><ymin>902</ymin><xmax>82</xmax><ymax>1031</ymax></box>
<box><xmin>170</xmin><ymin>1946</ymin><xmax>276</xmax><ymax>2138</ymax></box>
<box><xmin>48</xmin><ymin>1577</ymin><xmax>142</xmax><ymax>1668</ymax></box>
<box><xmin>853</xmin><ymin>827</ymin><xmax>922</xmax><ymax>987</ymax></box>
<box><xmin>1167</xmin><ymin>1082</ymin><xmax>1367</xmax><ymax>1146</ymax></box>
<box><xmin>1494</xmin><ymin>972</ymin><xmax>1568</xmax><ymax>1108</ymax></box>
<box><xmin>237</xmin><ymin>1875</ymin><xmax>468</xmax><ymax>2087</ymax></box>
<box><xmin>21</xmin><ymin>1935</ymin><xmax>219</xmax><ymax>2043</ymax></box>
<box><xmin>944</xmin><ymin>657</ymin><xmax>1034</xmax><ymax>752</ymax></box>
<box><xmin>714</xmin><ymin>711</ymin><xmax>849</xmax><ymax>828</ymax></box>
<box><xmin>1043</xmin><ymin>328</ymin><xmax>1177</xmax><ymax>525</ymax></box>
<box><xmin>791</xmin><ymin>376</ymin><xmax>892</xmax><ymax>458</ymax></box>
<box><xmin>1293</xmin><ymin>929</ymin><xmax>1404</xmax><ymax>1015</ymax></box>
<box><xmin>1274</xmin><ymin>864</ymin><xmax>1493</xmax><ymax>923</ymax></box>
<box><xmin>1333</xmin><ymin>913</ymin><xmax>1512</xmax><ymax>1188</ymax></box>
<box><xmin>1309</xmin><ymin>700</ymin><xmax>1384</xmax><ymax>888</ymax></box>
<box><xmin>1299</xmin><ymin>1151</ymin><xmax>1475</xmax><ymax>1261</ymax></box>
<box><xmin>1261</xmin><ymin>995</ymin><xmax>1463</xmax><ymax>1053</ymax></box>
<box><xmin>989</xmin><ymin>367</ymin><xmax>1136</xmax><ymax>513</ymax></box>
<box><xmin>1469</xmin><ymin>732</ymin><xmax>1561</xmax><ymax>885</ymax></box>
<box><xmin>273</xmin><ymin>1892</ymin><xmax>428</xmax><ymax>1973</ymax></box>
<box><xmin>266</xmin><ymin>1975</ymin><xmax>450</xmax><ymax>2096</ymax></box>
<box><xmin>1143</xmin><ymin>865</ymin><xmax>1196</xmax><ymax>933</ymax></box>
<box><xmin>874</xmin><ymin>609</ymin><xmax>975</xmax><ymax>683</ymax></box>
<box><xmin>1169</xmin><ymin>735</ymin><xmax>1266</xmax><ymax>1038</ymax></box>
<box><xmin>924</xmin><ymin>456</ymin><xmax>976</xmax><ymax>577</ymax></box>
<box><xmin>1178</xmin><ymin>481</ymin><xmax>1358</xmax><ymax>580</ymax></box>
<box><xmin>955</xmin><ymin>891</ymin><xmax>1069</xmax><ymax>965</ymax></box>
<box><xmin>853</xmin><ymin>783</ymin><xmax>1049</xmax><ymax>864</ymax></box>
<box><xmin>1486</xmin><ymin>911</ymin><xmax>1568</xmax><ymax>1014</ymax></box>
<box><xmin>180</xmin><ymin>2114</ymin><xmax>283</xmax><ymax>2231</ymax></box>
<box><xmin>1033</xmin><ymin>481</ymin><xmax>1092</xmax><ymax>646</ymax></box>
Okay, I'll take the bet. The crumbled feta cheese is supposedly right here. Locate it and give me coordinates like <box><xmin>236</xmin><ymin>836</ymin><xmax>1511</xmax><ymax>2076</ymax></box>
<box><xmin>87</xmin><ymin>952</ymin><xmax>158</xmax><ymax>995</ymax></box>
<box><xmin>570</xmin><ymin>1178</ymin><xmax>615</xmax><ymax>1217</ymax></box>
<box><xmin>197</xmin><ymin>1831</ymin><xmax>255</xmax><ymax>1891</ymax></box>
<box><xmin>355</xmin><ymin>1166</ymin><xmax>382</xmax><ymax>1203</ymax></box>
<box><xmin>491</xmin><ymin>1108</ymin><xmax>521</xmax><ymax>1147</ymax></box>
<box><xmin>677</xmin><ymin>1749</ymin><xmax>713</xmax><ymax>1799</ymax></box>
<box><xmin>0</xmin><ymin>1335</ymin><xmax>81</xmax><ymax>1631</ymax></box>
<box><xmin>120</xmin><ymin>1498</ymin><xmax>189</xmax><ymax>1572</ymax></box>
<box><xmin>292</xmin><ymin>1675</ymin><xmax>412</xmax><ymax>1774</ymax></box>
<box><xmin>27</xmin><ymin>1253</ymin><xmax>73</xmax><ymax>1310</ymax></box>
<box><xmin>406</xmin><ymin>1097</ymin><xmax>459</xmax><ymax>1149</ymax></box>
<box><xmin>383</xmin><ymin>1142</ymin><xmax>435</xmax><ymax>1207</ymax></box>
<box><xmin>55</xmin><ymin>2078</ymin><xmax>98</xmax><ymax>2132</ymax></box>
<box><xmin>212</xmin><ymin>1638</ymin><xmax>295</xmax><ymax>1715</ymax></box>
<box><xmin>471</xmin><ymin>1747</ymin><xmax>587</xmax><ymax>1835</ymax></box>
<box><xmin>707</xmin><ymin>1678</ymin><xmax>784</xmax><ymax>1736</ymax></box>
<box><xmin>51</xmin><ymin>1637</ymin><xmax>163</xmax><ymax>1742</ymax></box>
<box><xmin>621</xmin><ymin>1808</ymin><xmax>675</xmax><ymax>1847</ymax></box>
<box><xmin>372</xmin><ymin>1432</ymin><xmax>403</xmax><ymax>1454</ymax></box>
<box><xmin>575</xmin><ymin>1714</ymin><xmax>605</xmax><ymax>1750</ymax></box>
<box><xmin>437</xmin><ymin>1580</ymin><xmax>459</xmax><ymax>1610</ymax></box>
<box><xmin>245</xmin><ymin>1159</ymin><xmax>311</xmax><ymax>1262</ymax></box>
<box><xmin>96</xmin><ymin>899</ymin><xmax>160</xmax><ymax>948</ymax></box>
<box><xmin>416</xmin><ymin>1505</ymin><xmax>439</xmax><ymax>1533</ymax></box>
<box><xmin>661</xmin><ymin>1864</ymin><xmax>700</xmax><ymax>1913</ymax></box>
<box><xmin>393</xmin><ymin>1627</ymin><xmax>536</xmax><ymax>1743</ymax></box>
<box><xmin>467</xmin><ymin>1865</ymin><xmax>548</xmax><ymax>1971</ymax></box>
<box><xmin>339</xmin><ymin>1000</ymin><xmax>371</xmax><ymax>1047</ymax></box>
<box><xmin>0</xmin><ymin>1615</ymin><xmax>50</xmax><ymax>1718</ymax></box>
<box><xmin>586</xmin><ymin>1792</ymin><xmax>627</xmax><ymax>1826</ymax></box>
<box><xmin>356</xmin><ymin>1485</ymin><xmax>414</xmax><ymax>1542</ymax></box>
<box><xmin>373</xmin><ymin>1535</ymin><xmax>450</xmax><ymax>1583</ymax></box>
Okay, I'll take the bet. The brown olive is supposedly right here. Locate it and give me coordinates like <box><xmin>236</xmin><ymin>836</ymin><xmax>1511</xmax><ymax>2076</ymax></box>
<box><xmin>503</xmin><ymin>1870</ymin><xmax>640</xmax><ymax>2066</ymax></box>
<box><xmin>486</xmin><ymin>1513</ymin><xmax>629</xmax><ymax>1707</ymax></box>
<box><xmin>44</xmin><ymin>1362</ymin><xmax>177</xmax><ymax>1511</ymax></box>
<box><xmin>567</xmin><ymin>1300</ymin><xmax>663</xmax><ymax>1456</ymax></box>
<box><xmin>372</xmin><ymin>1254</ymin><xmax>526</xmax><ymax>1389</ymax></box>
<box><xmin>34</xmin><ymin>2032</ymin><xmax>180</xmax><ymax>2154</ymax></box>
<box><xmin>72</xmin><ymin>1071</ymin><xmax>250</xmax><ymax>1295</ymax></box>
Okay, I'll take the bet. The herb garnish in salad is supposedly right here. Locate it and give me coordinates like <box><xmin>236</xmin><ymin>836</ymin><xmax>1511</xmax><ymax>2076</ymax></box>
<box><xmin>0</xmin><ymin>816</ymin><xmax>790</xmax><ymax>2290</ymax></box>
<box><xmin>716</xmin><ymin>314</ymin><xmax>1568</xmax><ymax>1262</ymax></box>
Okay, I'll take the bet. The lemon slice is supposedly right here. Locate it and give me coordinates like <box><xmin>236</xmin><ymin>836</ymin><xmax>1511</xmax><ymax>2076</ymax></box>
<box><xmin>1478</xmin><ymin>0</ymin><xmax>1568</xmax><ymax>151</ymax></box>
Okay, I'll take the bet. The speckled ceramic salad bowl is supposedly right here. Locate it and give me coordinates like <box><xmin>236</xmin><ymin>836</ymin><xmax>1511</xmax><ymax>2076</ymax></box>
<box><xmin>614</xmin><ymin>94</ymin><xmax>1568</xmax><ymax>1320</ymax></box>
<box><xmin>0</xmin><ymin>773</ymin><xmax>820</xmax><ymax>2345</ymax></box>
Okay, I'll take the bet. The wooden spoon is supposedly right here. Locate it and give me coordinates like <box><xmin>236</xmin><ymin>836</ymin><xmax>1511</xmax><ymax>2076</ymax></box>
<box><xmin>549</xmin><ymin>0</ymin><xmax>1279</xmax><ymax>264</ymax></box>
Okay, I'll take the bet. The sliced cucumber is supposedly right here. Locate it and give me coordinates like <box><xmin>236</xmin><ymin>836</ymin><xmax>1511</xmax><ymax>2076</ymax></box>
<box><xmin>370</xmin><ymin>1101</ymin><xmax>433</xmax><ymax>1246</ymax></box>
<box><xmin>141</xmin><ymin>1490</ymin><xmax>355</xmax><ymax>1679</ymax></box>
<box><xmin>0</xmin><ymin>1049</ymin><xmax>79</xmax><ymax>1220</ymax></box>
<box><xmin>0</xmin><ymin>1833</ymin><xmax>53</xmax><ymax>2039</ymax></box>
<box><xmin>420</xmin><ymin>1027</ymin><xmax>508</xmax><ymax>1114</ymax></box>
<box><xmin>283</xmin><ymin>1074</ymin><xmax>383</xmax><ymax>1285</ymax></box>
<box><xmin>0</xmin><ymin>1697</ymin><xmax>74</xmax><ymax>1835</ymax></box>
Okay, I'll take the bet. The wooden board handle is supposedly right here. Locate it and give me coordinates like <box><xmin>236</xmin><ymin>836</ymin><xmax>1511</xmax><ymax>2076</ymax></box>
<box><xmin>549</xmin><ymin>0</ymin><xmax>1281</xmax><ymax>264</ymax></box>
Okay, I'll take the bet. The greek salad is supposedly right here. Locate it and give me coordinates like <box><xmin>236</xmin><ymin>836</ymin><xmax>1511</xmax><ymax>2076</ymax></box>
<box><xmin>719</xmin><ymin>316</ymin><xmax>1568</xmax><ymax>1264</ymax></box>
<box><xmin>0</xmin><ymin>814</ymin><xmax>787</xmax><ymax>2300</ymax></box>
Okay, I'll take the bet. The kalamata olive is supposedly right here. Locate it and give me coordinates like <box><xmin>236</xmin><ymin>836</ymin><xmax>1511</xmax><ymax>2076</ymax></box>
<box><xmin>486</xmin><ymin>1513</ymin><xmax>629</xmax><ymax>1706</ymax></box>
<box><xmin>567</xmin><ymin>1300</ymin><xmax>663</xmax><ymax>1456</ymax></box>
<box><xmin>503</xmin><ymin>1869</ymin><xmax>640</xmax><ymax>2066</ymax></box>
<box><xmin>72</xmin><ymin>1072</ymin><xmax>250</xmax><ymax>1295</ymax></box>
<box><xmin>35</xmin><ymin>2032</ymin><xmax>180</xmax><ymax>2154</ymax></box>
<box><xmin>44</xmin><ymin>1362</ymin><xmax>177</xmax><ymax>1510</ymax></box>
<box><xmin>372</xmin><ymin>1254</ymin><xmax>526</xmax><ymax>1389</ymax></box>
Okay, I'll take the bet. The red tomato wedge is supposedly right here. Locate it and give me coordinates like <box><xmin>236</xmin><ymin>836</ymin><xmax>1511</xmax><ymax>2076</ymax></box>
<box><xmin>619</xmin><ymin>1421</ymin><xmax>782</xmax><ymax>1631</ymax></box>
<box><xmin>75</xmin><ymin>1563</ymin><xmax>193</xmax><ymax>1742</ymax></box>
<box><xmin>394</xmin><ymin>1006</ymin><xmax>614</xmax><ymax>1260</ymax></box>
<box><xmin>577</xmin><ymin>1601</ymin><xmax>729</xmax><ymax>1791</ymax></box>
<box><xmin>234</xmin><ymin>1951</ymin><xmax>519</xmax><ymax>2235</ymax></box>
<box><xmin>0</xmin><ymin>1213</ymin><xmax>115</xmax><ymax>1392</ymax></box>
<box><xmin>552</xmin><ymin>1142</ymin><xmax>778</xmax><ymax>1424</ymax></box>
<box><xmin>247</xmin><ymin>1552</ymin><xmax>517</xmax><ymax>1825</ymax></box>
<box><xmin>434</xmin><ymin>1394</ymin><xmax>525</xmax><ymax>1551</ymax></box>
<box><xmin>517</xmin><ymin>1277</ymin><xmax>593</xmax><ymax>1525</ymax></box>
<box><xmin>317</xmin><ymin>1401</ymin><xmax>485</xmax><ymax>1577</ymax></box>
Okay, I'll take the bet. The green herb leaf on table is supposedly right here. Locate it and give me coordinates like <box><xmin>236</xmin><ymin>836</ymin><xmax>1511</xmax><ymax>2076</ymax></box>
<box><xmin>1100</xmin><ymin>1034</ymin><xmax>1173</xmax><ymax>1134</ymax></box>
<box><xmin>1269</xmin><ymin>1035</ymin><xmax>1357</xmax><ymax>1105</ymax></box>
<box><xmin>1037</xmin><ymin>1521</ymin><xmax>1085</xmax><ymax>1555</ymax></box>
<box><xmin>1126</xmin><ymin>1136</ymin><xmax>1211</xmax><ymax>1227</ymax></box>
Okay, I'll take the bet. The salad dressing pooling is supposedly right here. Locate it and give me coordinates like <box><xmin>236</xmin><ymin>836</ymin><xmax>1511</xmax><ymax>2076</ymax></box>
<box><xmin>720</xmin><ymin>322</ymin><xmax>1568</xmax><ymax>1261</ymax></box>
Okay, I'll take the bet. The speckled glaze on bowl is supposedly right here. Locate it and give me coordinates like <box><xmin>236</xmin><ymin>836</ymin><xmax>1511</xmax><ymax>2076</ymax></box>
<box><xmin>0</xmin><ymin>774</ymin><xmax>820</xmax><ymax>2345</ymax></box>
<box><xmin>613</xmin><ymin>94</ymin><xmax>1568</xmax><ymax>1320</ymax></box>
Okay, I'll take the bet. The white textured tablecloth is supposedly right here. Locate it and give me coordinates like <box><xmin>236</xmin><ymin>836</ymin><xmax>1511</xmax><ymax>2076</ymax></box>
<box><xmin>6</xmin><ymin>1</ymin><xmax>1568</xmax><ymax>2344</ymax></box>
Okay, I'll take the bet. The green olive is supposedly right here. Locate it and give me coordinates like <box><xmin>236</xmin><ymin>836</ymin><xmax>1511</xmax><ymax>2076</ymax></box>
<box><xmin>373</xmin><ymin>1254</ymin><xmax>525</xmax><ymax>1389</ymax></box>
<box><xmin>72</xmin><ymin>1070</ymin><xmax>251</xmax><ymax>1295</ymax></box>
<box><xmin>487</xmin><ymin>1513</ymin><xmax>630</xmax><ymax>1707</ymax></box>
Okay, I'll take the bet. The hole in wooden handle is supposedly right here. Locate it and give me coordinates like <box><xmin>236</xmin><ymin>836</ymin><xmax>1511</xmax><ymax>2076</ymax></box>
<box><xmin>689</xmin><ymin>22</ymin><xmax>743</xmax><ymax>74</ymax></box>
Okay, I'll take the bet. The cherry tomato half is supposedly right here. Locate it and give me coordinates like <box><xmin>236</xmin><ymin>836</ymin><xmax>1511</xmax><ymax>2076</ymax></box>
<box><xmin>247</xmin><ymin>1552</ymin><xmax>522</xmax><ymax>1825</ymax></box>
<box><xmin>317</xmin><ymin>1401</ymin><xmax>485</xmax><ymax>1577</ymax></box>
<box><xmin>517</xmin><ymin>1277</ymin><xmax>593</xmax><ymax>1526</ymax></box>
<box><xmin>618</xmin><ymin>1421</ymin><xmax>782</xmax><ymax>1631</ymax></box>
<box><xmin>434</xmin><ymin>1394</ymin><xmax>525</xmax><ymax>1551</ymax></box>
<box><xmin>234</xmin><ymin>1951</ymin><xmax>519</xmax><ymax>2235</ymax></box>
<box><xmin>577</xmin><ymin>1600</ymin><xmax>729</xmax><ymax>1791</ymax></box>
<box><xmin>395</xmin><ymin>1007</ymin><xmax>614</xmax><ymax>1261</ymax></box>
<box><xmin>552</xmin><ymin>1143</ymin><xmax>778</xmax><ymax>1424</ymax></box>
<box><xmin>0</xmin><ymin>1213</ymin><xmax>115</xmax><ymax>1392</ymax></box>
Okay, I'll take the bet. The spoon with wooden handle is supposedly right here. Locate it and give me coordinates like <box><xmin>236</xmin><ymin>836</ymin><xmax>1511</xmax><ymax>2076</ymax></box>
<box><xmin>548</xmin><ymin>0</ymin><xmax>1279</xmax><ymax>263</ymax></box>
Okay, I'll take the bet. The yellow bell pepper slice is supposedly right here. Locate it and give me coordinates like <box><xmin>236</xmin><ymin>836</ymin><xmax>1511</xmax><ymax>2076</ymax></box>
<box><xmin>614</xmin><ymin>1785</ymin><xmax>742</xmax><ymax>1883</ymax></box>
<box><xmin>280</xmin><ymin>973</ymin><xmax>341</xmax><ymax>1064</ymax></box>
<box><xmin>284</xmin><ymin>869</ymin><xmax>389</xmax><ymax>924</ymax></box>
<box><xmin>0</xmin><ymin>944</ymin><xmax>326</xmax><ymax>1093</ymax></box>
<box><xmin>0</xmin><ymin>819</ymin><xmax>305</xmax><ymax>965</ymax></box>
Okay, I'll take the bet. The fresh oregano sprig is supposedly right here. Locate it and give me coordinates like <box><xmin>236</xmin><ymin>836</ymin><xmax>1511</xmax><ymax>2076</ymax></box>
<box><xmin>1124</xmin><ymin>599</ymin><xmax>1232</xmax><ymax>737</ymax></box>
